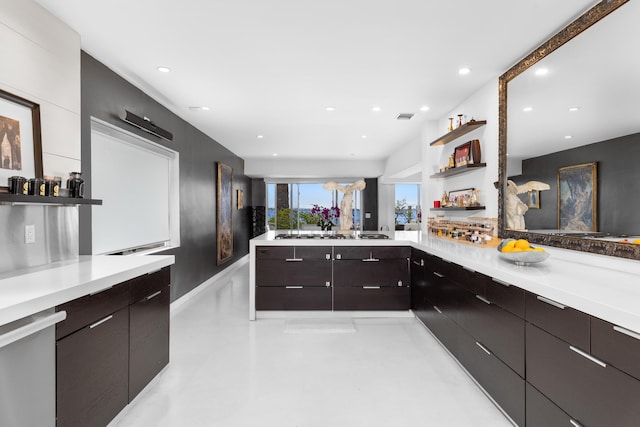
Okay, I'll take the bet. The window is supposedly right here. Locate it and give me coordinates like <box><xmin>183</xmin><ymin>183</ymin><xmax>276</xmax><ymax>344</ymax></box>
<box><xmin>395</xmin><ymin>183</ymin><xmax>421</xmax><ymax>225</ymax></box>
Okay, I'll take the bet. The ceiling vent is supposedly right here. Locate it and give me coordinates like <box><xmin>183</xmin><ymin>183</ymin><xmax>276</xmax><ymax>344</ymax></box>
<box><xmin>396</xmin><ymin>113</ymin><xmax>414</xmax><ymax>120</ymax></box>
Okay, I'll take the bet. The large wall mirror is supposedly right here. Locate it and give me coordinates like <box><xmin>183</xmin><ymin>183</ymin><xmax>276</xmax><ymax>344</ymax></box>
<box><xmin>498</xmin><ymin>0</ymin><xmax>640</xmax><ymax>260</ymax></box>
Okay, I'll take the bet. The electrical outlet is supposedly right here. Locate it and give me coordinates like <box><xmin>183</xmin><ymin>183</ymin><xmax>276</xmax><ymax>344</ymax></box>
<box><xmin>25</xmin><ymin>225</ymin><xmax>35</xmax><ymax>244</ymax></box>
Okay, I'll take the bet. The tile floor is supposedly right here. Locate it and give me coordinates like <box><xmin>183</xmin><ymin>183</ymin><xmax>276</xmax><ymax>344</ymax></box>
<box><xmin>110</xmin><ymin>261</ymin><xmax>513</xmax><ymax>427</ymax></box>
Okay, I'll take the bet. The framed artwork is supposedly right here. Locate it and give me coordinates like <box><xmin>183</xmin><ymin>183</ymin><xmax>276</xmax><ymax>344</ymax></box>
<box><xmin>0</xmin><ymin>88</ymin><xmax>43</xmax><ymax>189</ymax></box>
<box><xmin>217</xmin><ymin>162</ymin><xmax>233</xmax><ymax>265</ymax></box>
<box><xmin>448</xmin><ymin>187</ymin><xmax>475</xmax><ymax>207</ymax></box>
<box><xmin>558</xmin><ymin>162</ymin><xmax>597</xmax><ymax>231</ymax></box>
<box><xmin>237</xmin><ymin>189</ymin><xmax>244</xmax><ymax>210</ymax></box>
<box><xmin>453</xmin><ymin>141</ymin><xmax>471</xmax><ymax>167</ymax></box>
<box><xmin>527</xmin><ymin>190</ymin><xmax>540</xmax><ymax>209</ymax></box>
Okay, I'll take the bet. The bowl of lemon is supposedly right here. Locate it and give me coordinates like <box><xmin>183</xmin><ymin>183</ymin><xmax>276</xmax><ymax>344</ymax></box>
<box><xmin>497</xmin><ymin>238</ymin><xmax>549</xmax><ymax>266</ymax></box>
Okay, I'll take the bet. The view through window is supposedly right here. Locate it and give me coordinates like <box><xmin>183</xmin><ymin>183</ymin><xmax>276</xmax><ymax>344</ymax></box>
<box><xmin>395</xmin><ymin>184</ymin><xmax>422</xmax><ymax>226</ymax></box>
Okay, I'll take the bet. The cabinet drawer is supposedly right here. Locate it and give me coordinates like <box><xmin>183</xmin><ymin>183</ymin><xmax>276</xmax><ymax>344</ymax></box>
<box><xmin>334</xmin><ymin>286</ymin><xmax>410</xmax><ymax>310</ymax></box>
<box><xmin>591</xmin><ymin>317</ymin><xmax>640</xmax><ymax>381</ymax></box>
<box><xmin>418</xmin><ymin>303</ymin><xmax>460</xmax><ymax>356</ymax></box>
<box><xmin>129</xmin><ymin>285</ymin><xmax>170</xmax><ymax>401</ymax></box>
<box><xmin>129</xmin><ymin>267</ymin><xmax>171</xmax><ymax>303</ymax></box>
<box><xmin>459</xmin><ymin>291</ymin><xmax>525</xmax><ymax>377</ymax></box>
<box><xmin>334</xmin><ymin>259</ymin><xmax>408</xmax><ymax>287</ymax></box>
<box><xmin>256</xmin><ymin>246</ymin><xmax>294</xmax><ymax>259</ymax></box>
<box><xmin>525</xmin><ymin>291</ymin><xmax>590</xmax><ymax>348</ymax></box>
<box><xmin>56</xmin><ymin>306</ymin><xmax>129</xmax><ymax>427</ymax></box>
<box><xmin>457</xmin><ymin>327</ymin><xmax>525</xmax><ymax>427</ymax></box>
<box><xmin>256</xmin><ymin>259</ymin><xmax>332</xmax><ymax>287</ymax></box>
<box><xmin>526</xmin><ymin>323</ymin><xmax>640</xmax><ymax>427</ymax></box>
<box><xmin>334</xmin><ymin>246</ymin><xmax>410</xmax><ymax>260</ymax></box>
<box><xmin>526</xmin><ymin>383</ymin><xmax>577</xmax><ymax>427</ymax></box>
<box><xmin>56</xmin><ymin>282</ymin><xmax>130</xmax><ymax>340</ymax></box>
<box><xmin>485</xmin><ymin>277</ymin><xmax>525</xmax><ymax>319</ymax></box>
<box><xmin>451</xmin><ymin>264</ymin><xmax>488</xmax><ymax>296</ymax></box>
<box><xmin>256</xmin><ymin>286</ymin><xmax>332</xmax><ymax>310</ymax></box>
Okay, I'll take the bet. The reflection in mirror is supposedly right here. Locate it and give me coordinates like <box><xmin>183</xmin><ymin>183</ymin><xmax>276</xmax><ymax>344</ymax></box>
<box><xmin>498</xmin><ymin>0</ymin><xmax>640</xmax><ymax>259</ymax></box>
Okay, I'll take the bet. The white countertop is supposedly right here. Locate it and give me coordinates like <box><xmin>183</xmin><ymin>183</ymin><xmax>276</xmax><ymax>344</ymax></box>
<box><xmin>250</xmin><ymin>231</ymin><xmax>640</xmax><ymax>333</ymax></box>
<box><xmin>0</xmin><ymin>255</ymin><xmax>175</xmax><ymax>327</ymax></box>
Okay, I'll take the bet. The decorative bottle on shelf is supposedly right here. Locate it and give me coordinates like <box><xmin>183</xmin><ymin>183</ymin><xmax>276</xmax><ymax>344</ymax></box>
<box><xmin>448</xmin><ymin>118</ymin><xmax>454</xmax><ymax>132</ymax></box>
<box><xmin>457</xmin><ymin>114</ymin><xmax>463</xmax><ymax>128</ymax></box>
<box><xmin>470</xmin><ymin>139</ymin><xmax>481</xmax><ymax>164</ymax></box>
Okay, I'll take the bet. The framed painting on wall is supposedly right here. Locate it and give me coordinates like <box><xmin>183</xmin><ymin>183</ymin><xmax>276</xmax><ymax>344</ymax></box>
<box><xmin>217</xmin><ymin>162</ymin><xmax>233</xmax><ymax>265</ymax></box>
<box><xmin>527</xmin><ymin>190</ymin><xmax>540</xmax><ymax>209</ymax></box>
<box><xmin>558</xmin><ymin>162</ymin><xmax>597</xmax><ymax>231</ymax></box>
<box><xmin>0</xmin><ymin>88</ymin><xmax>43</xmax><ymax>190</ymax></box>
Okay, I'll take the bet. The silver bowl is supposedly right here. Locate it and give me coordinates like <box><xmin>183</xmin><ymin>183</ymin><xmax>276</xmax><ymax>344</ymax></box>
<box><xmin>497</xmin><ymin>239</ymin><xmax>550</xmax><ymax>265</ymax></box>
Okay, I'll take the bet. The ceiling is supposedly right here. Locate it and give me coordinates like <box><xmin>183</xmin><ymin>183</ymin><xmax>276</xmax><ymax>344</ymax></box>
<box><xmin>35</xmin><ymin>0</ymin><xmax>598</xmax><ymax>162</ymax></box>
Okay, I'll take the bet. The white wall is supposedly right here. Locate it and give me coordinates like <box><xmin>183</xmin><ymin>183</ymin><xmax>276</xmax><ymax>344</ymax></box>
<box><xmin>245</xmin><ymin>157</ymin><xmax>385</xmax><ymax>179</ymax></box>
<box><xmin>0</xmin><ymin>0</ymin><xmax>81</xmax><ymax>179</ymax></box>
<box><xmin>423</xmin><ymin>79</ymin><xmax>500</xmax><ymax>221</ymax></box>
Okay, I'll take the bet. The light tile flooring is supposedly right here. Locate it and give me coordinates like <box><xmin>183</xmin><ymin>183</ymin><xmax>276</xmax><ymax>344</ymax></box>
<box><xmin>110</xmin><ymin>261</ymin><xmax>513</xmax><ymax>427</ymax></box>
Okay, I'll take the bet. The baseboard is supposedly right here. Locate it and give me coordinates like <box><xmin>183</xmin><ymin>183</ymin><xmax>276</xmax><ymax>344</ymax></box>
<box><xmin>170</xmin><ymin>255</ymin><xmax>249</xmax><ymax>315</ymax></box>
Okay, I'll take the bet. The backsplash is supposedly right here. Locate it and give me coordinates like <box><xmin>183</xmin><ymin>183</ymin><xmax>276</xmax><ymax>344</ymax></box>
<box><xmin>0</xmin><ymin>205</ymin><xmax>78</xmax><ymax>274</ymax></box>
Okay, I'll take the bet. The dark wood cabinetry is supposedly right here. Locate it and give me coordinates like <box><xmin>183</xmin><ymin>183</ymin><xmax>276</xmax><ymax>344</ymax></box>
<box><xmin>55</xmin><ymin>268</ymin><xmax>170</xmax><ymax>427</ymax></box>
<box><xmin>255</xmin><ymin>246</ymin><xmax>332</xmax><ymax>310</ymax></box>
<box><xmin>591</xmin><ymin>316</ymin><xmax>640</xmax><ymax>382</ymax></box>
<box><xmin>525</xmin><ymin>291</ymin><xmax>590</xmax><ymax>349</ymax></box>
<box><xmin>333</xmin><ymin>246</ymin><xmax>410</xmax><ymax>310</ymax></box>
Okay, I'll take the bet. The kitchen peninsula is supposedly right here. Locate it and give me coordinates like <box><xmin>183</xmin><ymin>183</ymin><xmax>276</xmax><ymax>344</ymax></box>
<box><xmin>251</xmin><ymin>230</ymin><xmax>640</xmax><ymax>426</ymax></box>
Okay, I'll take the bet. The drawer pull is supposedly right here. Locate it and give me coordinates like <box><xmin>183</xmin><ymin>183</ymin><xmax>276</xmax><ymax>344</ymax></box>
<box><xmin>463</xmin><ymin>266</ymin><xmax>475</xmax><ymax>273</ymax></box>
<box><xmin>613</xmin><ymin>325</ymin><xmax>640</xmax><ymax>341</ymax></box>
<box><xmin>433</xmin><ymin>306</ymin><xmax>442</xmax><ymax>314</ymax></box>
<box><xmin>433</xmin><ymin>272</ymin><xmax>444</xmax><ymax>278</ymax></box>
<box><xmin>475</xmin><ymin>295</ymin><xmax>491</xmax><ymax>305</ymax></box>
<box><xmin>363</xmin><ymin>286</ymin><xmax>381</xmax><ymax>289</ymax></box>
<box><xmin>491</xmin><ymin>278</ymin><xmax>512</xmax><ymax>287</ymax></box>
<box><xmin>569</xmin><ymin>346</ymin><xmax>607</xmax><ymax>368</ymax></box>
<box><xmin>536</xmin><ymin>295</ymin><xmax>566</xmax><ymax>310</ymax></box>
<box><xmin>89</xmin><ymin>315</ymin><xmax>114</xmax><ymax>329</ymax></box>
<box><xmin>362</xmin><ymin>258</ymin><xmax>380</xmax><ymax>262</ymax></box>
<box><xmin>476</xmin><ymin>341</ymin><xmax>492</xmax><ymax>356</ymax></box>
<box><xmin>412</xmin><ymin>260</ymin><xmax>423</xmax><ymax>266</ymax></box>
<box><xmin>285</xmin><ymin>286</ymin><xmax>303</xmax><ymax>289</ymax></box>
<box><xmin>569</xmin><ymin>419</ymin><xmax>583</xmax><ymax>427</ymax></box>
<box><xmin>146</xmin><ymin>290</ymin><xmax>162</xmax><ymax>301</ymax></box>
<box><xmin>89</xmin><ymin>286</ymin><xmax>114</xmax><ymax>296</ymax></box>
<box><xmin>285</xmin><ymin>258</ymin><xmax>303</xmax><ymax>262</ymax></box>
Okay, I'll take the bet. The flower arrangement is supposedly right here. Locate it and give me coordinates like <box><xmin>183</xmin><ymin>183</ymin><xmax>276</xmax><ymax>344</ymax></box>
<box><xmin>310</xmin><ymin>204</ymin><xmax>340</xmax><ymax>231</ymax></box>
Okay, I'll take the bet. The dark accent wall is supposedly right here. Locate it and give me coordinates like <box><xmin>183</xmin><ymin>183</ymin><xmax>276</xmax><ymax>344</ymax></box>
<box><xmin>363</xmin><ymin>178</ymin><xmax>378</xmax><ymax>231</ymax></box>
<box><xmin>80</xmin><ymin>52</ymin><xmax>251</xmax><ymax>302</ymax></box>
<box><xmin>511</xmin><ymin>132</ymin><xmax>640</xmax><ymax>235</ymax></box>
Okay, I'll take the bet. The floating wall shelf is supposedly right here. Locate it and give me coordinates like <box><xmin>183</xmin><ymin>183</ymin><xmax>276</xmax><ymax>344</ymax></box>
<box><xmin>430</xmin><ymin>206</ymin><xmax>486</xmax><ymax>212</ymax></box>
<box><xmin>430</xmin><ymin>163</ymin><xmax>487</xmax><ymax>178</ymax></box>
<box><xmin>0</xmin><ymin>194</ymin><xmax>102</xmax><ymax>206</ymax></box>
<box><xmin>430</xmin><ymin>120</ymin><xmax>487</xmax><ymax>147</ymax></box>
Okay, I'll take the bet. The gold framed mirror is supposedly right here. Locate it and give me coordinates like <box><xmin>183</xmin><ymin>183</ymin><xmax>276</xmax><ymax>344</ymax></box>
<box><xmin>498</xmin><ymin>0</ymin><xmax>640</xmax><ymax>260</ymax></box>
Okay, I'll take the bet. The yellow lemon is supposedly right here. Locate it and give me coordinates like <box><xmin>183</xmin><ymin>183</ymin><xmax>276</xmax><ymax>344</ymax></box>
<box><xmin>633</xmin><ymin>239</ymin><xmax>640</xmax><ymax>245</ymax></box>
<box><xmin>531</xmin><ymin>247</ymin><xmax>545</xmax><ymax>252</ymax></box>
<box><xmin>501</xmin><ymin>240</ymin><xmax>516</xmax><ymax>252</ymax></box>
<box><xmin>515</xmin><ymin>239</ymin><xmax>531</xmax><ymax>250</ymax></box>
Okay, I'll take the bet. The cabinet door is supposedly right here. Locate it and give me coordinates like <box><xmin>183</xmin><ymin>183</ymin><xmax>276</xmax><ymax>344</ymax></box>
<box><xmin>526</xmin><ymin>383</ymin><xmax>579</xmax><ymax>427</ymax></box>
<box><xmin>256</xmin><ymin>287</ymin><xmax>332</xmax><ymax>310</ymax></box>
<box><xmin>334</xmin><ymin>246</ymin><xmax>409</xmax><ymax>260</ymax></box>
<box><xmin>525</xmin><ymin>291</ymin><xmax>590</xmax><ymax>349</ymax></box>
<box><xmin>591</xmin><ymin>316</ymin><xmax>640</xmax><ymax>381</ymax></box>
<box><xmin>456</xmin><ymin>327</ymin><xmax>525</xmax><ymax>427</ymax></box>
<box><xmin>418</xmin><ymin>303</ymin><xmax>460</xmax><ymax>356</ymax></box>
<box><xmin>410</xmin><ymin>249</ymin><xmax>427</xmax><ymax>317</ymax></box>
<box><xmin>129</xmin><ymin>285</ymin><xmax>170</xmax><ymax>401</ymax></box>
<box><xmin>257</xmin><ymin>258</ymin><xmax>332</xmax><ymax>287</ymax></box>
<box><xmin>485</xmin><ymin>277</ymin><xmax>525</xmax><ymax>319</ymax></box>
<box><xmin>129</xmin><ymin>267</ymin><xmax>171</xmax><ymax>304</ymax></box>
<box><xmin>526</xmin><ymin>323</ymin><xmax>640</xmax><ymax>427</ymax></box>
<box><xmin>334</xmin><ymin>286</ymin><xmax>410</xmax><ymax>310</ymax></box>
<box><xmin>333</xmin><ymin>259</ymin><xmax>409</xmax><ymax>287</ymax></box>
<box><xmin>56</xmin><ymin>307</ymin><xmax>129</xmax><ymax>427</ymax></box>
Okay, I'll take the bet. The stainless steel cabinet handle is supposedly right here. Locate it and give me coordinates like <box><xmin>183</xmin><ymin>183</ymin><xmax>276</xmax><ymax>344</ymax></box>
<box><xmin>90</xmin><ymin>314</ymin><xmax>114</xmax><ymax>329</ymax></box>
<box><xmin>363</xmin><ymin>286</ymin><xmax>381</xmax><ymax>289</ymax></box>
<box><xmin>569</xmin><ymin>346</ymin><xmax>607</xmax><ymax>368</ymax></box>
<box><xmin>285</xmin><ymin>286</ymin><xmax>303</xmax><ymax>289</ymax></box>
<box><xmin>492</xmin><ymin>278</ymin><xmax>512</xmax><ymax>287</ymax></box>
<box><xmin>570</xmin><ymin>419</ymin><xmax>583</xmax><ymax>427</ymax></box>
<box><xmin>536</xmin><ymin>295</ymin><xmax>566</xmax><ymax>310</ymax></box>
<box><xmin>613</xmin><ymin>325</ymin><xmax>640</xmax><ymax>341</ymax></box>
<box><xmin>412</xmin><ymin>260</ymin><xmax>422</xmax><ymax>266</ymax></box>
<box><xmin>433</xmin><ymin>306</ymin><xmax>442</xmax><ymax>314</ymax></box>
<box><xmin>433</xmin><ymin>272</ymin><xmax>444</xmax><ymax>278</ymax></box>
<box><xmin>476</xmin><ymin>341</ymin><xmax>492</xmax><ymax>356</ymax></box>
<box><xmin>285</xmin><ymin>258</ymin><xmax>303</xmax><ymax>262</ymax></box>
<box><xmin>362</xmin><ymin>258</ymin><xmax>380</xmax><ymax>262</ymax></box>
<box><xmin>475</xmin><ymin>295</ymin><xmax>491</xmax><ymax>305</ymax></box>
<box><xmin>146</xmin><ymin>290</ymin><xmax>162</xmax><ymax>301</ymax></box>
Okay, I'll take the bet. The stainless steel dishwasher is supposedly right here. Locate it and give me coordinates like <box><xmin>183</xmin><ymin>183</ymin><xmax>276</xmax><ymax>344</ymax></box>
<box><xmin>0</xmin><ymin>309</ymin><xmax>66</xmax><ymax>427</ymax></box>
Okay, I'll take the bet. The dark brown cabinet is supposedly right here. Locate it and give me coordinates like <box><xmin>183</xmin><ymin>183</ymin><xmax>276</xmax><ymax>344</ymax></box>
<box><xmin>525</xmin><ymin>291</ymin><xmax>590</xmax><ymax>349</ymax></box>
<box><xmin>333</xmin><ymin>246</ymin><xmax>410</xmax><ymax>310</ymax></box>
<box><xmin>526</xmin><ymin>383</ymin><xmax>575</xmax><ymax>427</ymax></box>
<box><xmin>255</xmin><ymin>246</ymin><xmax>332</xmax><ymax>310</ymax></box>
<box><xmin>591</xmin><ymin>316</ymin><xmax>640</xmax><ymax>382</ymax></box>
<box><xmin>55</xmin><ymin>267</ymin><xmax>171</xmax><ymax>427</ymax></box>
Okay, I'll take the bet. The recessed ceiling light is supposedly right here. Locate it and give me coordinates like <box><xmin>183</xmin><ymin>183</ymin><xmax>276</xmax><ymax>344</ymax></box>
<box><xmin>272</xmin><ymin>153</ymin><xmax>278</xmax><ymax>156</ymax></box>
<box><xmin>458</xmin><ymin>67</ymin><xmax>471</xmax><ymax>75</ymax></box>
<box><xmin>564</xmin><ymin>135</ymin><xmax>572</xmax><ymax>139</ymax></box>
<box><xmin>523</xmin><ymin>106</ymin><xmax>533</xmax><ymax>112</ymax></box>
<box><xmin>535</xmin><ymin>68</ymin><xmax>549</xmax><ymax>76</ymax></box>
<box><xmin>420</xmin><ymin>105</ymin><xmax>430</xmax><ymax>112</ymax></box>
<box><xmin>569</xmin><ymin>107</ymin><xmax>580</xmax><ymax>112</ymax></box>
<box><xmin>257</xmin><ymin>135</ymin><xmax>264</xmax><ymax>139</ymax></box>
<box><xmin>325</xmin><ymin>106</ymin><xmax>336</xmax><ymax>112</ymax></box>
<box><xmin>157</xmin><ymin>66</ymin><xmax>171</xmax><ymax>73</ymax></box>
<box><xmin>372</xmin><ymin>106</ymin><xmax>381</xmax><ymax>112</ymax></box>
<box><xmin>189</xmin><ymin>106</ymin><xmax>209</xmax><ymax>111</ymax></box>
<box><xmin>361</xmin><ymin>135</ymin><xmax>367</xmax><ymax>139</ymax></box>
